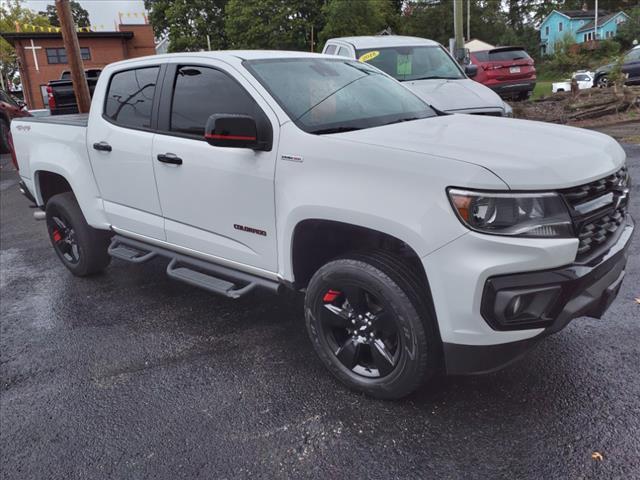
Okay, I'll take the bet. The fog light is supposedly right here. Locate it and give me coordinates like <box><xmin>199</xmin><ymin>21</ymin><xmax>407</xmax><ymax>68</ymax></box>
<box><xmin>507</xmin><ymin>296</ymin><xmax>523</xmax><ymax>318</ymax></box>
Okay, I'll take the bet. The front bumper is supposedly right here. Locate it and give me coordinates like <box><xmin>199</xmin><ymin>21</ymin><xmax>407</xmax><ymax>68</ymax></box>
<box><xmin>443</xmin><ymin>217</ymin><xmax>634</xmax><ymax>374</ymax></box>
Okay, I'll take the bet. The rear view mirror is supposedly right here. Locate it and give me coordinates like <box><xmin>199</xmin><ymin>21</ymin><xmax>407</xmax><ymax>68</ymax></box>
<box><xmin>465</xmin><ymin>65</ymin><xmax>478</xmax><ymax>78</ymax></box>
<box><xmin>204</xmin><ymin>114</ymin><xmax>271</xmax><ymax>151</ymax></box>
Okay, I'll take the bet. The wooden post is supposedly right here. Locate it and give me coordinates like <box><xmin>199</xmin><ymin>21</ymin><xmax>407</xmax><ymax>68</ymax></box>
<box><xmin>55</xmin><ymin>0</ymin><xmax>91</xmax><ymax>113</ymax></box>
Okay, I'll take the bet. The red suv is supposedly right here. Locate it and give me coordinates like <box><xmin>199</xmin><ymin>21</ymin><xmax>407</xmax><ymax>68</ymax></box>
<box><xmin>0</xmin><ymin>89</ymin><xmax>31</xmax><ymax>154</ymax></box>
<box><xmin>469</xmin><ymin>47</ymin><xmax>536</xmax><ymax>100</ymax></box>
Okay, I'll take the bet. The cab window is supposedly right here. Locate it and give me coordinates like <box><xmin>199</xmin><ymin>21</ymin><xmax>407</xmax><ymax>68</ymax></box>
<box><xmin>104</xmin><ymin>67</ymin><xmax>159</xmax><ymax>129</ymax></box>
<box><xmin>169</xmin><ymin>65</ymin><xmax>262</xmax><ymax>137</ymax></box>
<box><xmin>324</xmin><ymin>45</ymin><xmax>337</xmax><ymax>55</ymax></box>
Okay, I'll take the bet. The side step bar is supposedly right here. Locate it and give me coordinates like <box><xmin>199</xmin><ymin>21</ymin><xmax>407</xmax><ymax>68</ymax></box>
<box><xmin>108</xmin><ymin>235</ymin><xmax>280</xmax><ymax>299</ymax></box>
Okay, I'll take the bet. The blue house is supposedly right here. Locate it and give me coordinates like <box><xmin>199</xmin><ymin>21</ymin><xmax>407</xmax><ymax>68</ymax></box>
<box><xmin>540</xmin><ymin>9</ymin><xmax>630</xmax><ymax>55</ymax></box>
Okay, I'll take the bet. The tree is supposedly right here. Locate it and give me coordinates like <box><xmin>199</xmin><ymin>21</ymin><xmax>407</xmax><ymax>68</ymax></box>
<box><xmin>225</xmin><ymin>0</ymin><xmax>323</xmax><ymax>51</ymax></box>
<box><xmin>144</xmin><ymin>0</ymin><xmax>227</xmax><ymax>52</ymax></box>
<box><xmin>319</xmin><ymin>0</ymin><xmax>399</xmax><ymax>45</ymax></box>
<box><xmin>617</xmin><ymin>6</ymin><xmax>640</xmax><ymax>47</ymax></box>
<box><xmin>0</xmin><ymin>0</ymin><xmax>50</xmax><ymax>89</ymax></box>
<box><xmin>39</xmin><ymin>0</ymin><xmax>90</xmax><ymax>27</ymax></box>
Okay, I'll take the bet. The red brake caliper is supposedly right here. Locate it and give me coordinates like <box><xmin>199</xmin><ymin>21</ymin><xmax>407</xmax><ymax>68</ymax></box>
<box><xmin>323</xmin><ymin>289</ymin><xmax>341</xmax><ymax>303</ymax></box>
<box><xmin>52</xmin><ymin>229</ymin><xmax>62</xmax><ymax>243</ymax></box>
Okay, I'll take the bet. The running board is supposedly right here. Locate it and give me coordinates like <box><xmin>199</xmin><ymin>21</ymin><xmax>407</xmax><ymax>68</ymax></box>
<box><xmin>108</xmin><ymin>235</ymin><xmax>280</xmax><ymax>299</ymax></box>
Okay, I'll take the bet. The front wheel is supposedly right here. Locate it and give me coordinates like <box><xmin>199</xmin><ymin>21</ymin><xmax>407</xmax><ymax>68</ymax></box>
<box><xmin>305</xmin><ymin>252</ymin><xmax>441</xmax><ymax>399</ymax></box>
<box><xmin>45</xmin><ymin>192</ymin><xmax>112</xmax><ymax>276</ymax></box>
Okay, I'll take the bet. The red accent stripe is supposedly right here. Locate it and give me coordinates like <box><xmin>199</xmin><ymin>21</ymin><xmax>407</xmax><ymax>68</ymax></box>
<box><xmin>205</xmin><ymin>133</ymin><xmax>256</xmax><ymax>141</ymax></box>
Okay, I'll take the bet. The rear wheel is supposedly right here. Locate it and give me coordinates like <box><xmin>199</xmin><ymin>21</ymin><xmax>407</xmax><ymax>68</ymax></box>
<box><xmin>45</xmin><ymin>192</ymin><xmax>112</xmax><ymax>276</ymax></box>
<box><xmin>597</xmin><ymin>75</ymin><xmax>609</xmax><ymax>88</ymax></box>
<box><xmin>305</xmin><ymin>252</ymin><xmax>441</xmax><ymax>399</ymax></box>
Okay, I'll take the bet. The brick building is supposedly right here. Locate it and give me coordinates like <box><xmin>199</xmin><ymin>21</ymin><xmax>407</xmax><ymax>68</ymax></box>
<box><xmin>1</xmin><ymin>24</ymin><xmax>156</xmax><ymax>109</ymax></box>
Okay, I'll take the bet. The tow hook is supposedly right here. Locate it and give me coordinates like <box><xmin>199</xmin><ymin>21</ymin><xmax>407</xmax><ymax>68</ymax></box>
<box><xmin>33</xmin><ymin>210</ymin><xmax>46</xmax><ymax>221</ymax></box>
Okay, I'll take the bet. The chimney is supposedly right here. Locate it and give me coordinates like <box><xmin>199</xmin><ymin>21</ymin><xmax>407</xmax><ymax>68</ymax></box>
<box><xmin>582</xmin><ymin>2</ymin><xmax>588</xmax><ymax>12</ymax></box>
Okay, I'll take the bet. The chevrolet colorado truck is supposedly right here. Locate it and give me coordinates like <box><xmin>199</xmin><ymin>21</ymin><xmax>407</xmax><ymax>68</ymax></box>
<box><xmin>11</xmin><ymin>51</ymin><xmax>633</xmax><ymax>399</ymax></box>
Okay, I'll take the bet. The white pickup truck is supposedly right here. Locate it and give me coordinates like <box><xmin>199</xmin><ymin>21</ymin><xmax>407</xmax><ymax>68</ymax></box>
<box><xmin>551</xmin><ymin>71</ymin><xmax>594</xmax><ymax>93</ymax></box>
<box><xmin>11</xmin><ymin>51</ymin><xmax>633</xmax><ymax>399</ymax></box>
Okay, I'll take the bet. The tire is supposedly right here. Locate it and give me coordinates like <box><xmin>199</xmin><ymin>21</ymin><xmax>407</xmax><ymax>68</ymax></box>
<box><xmin>45</xmin><ymin>192</ymin><xmax>112</xmax><ymax>276</ymax></box>
<box><xmin>0</xmin><ymin>118</ymin><xmax>10</xmax><ymax>154</ymax></box>
<box><xmin>597</xmin><ymin>75</ymin><xmax>609</xmax><ymax>88</ymax></box>
<box><xmin>305</xmin><ymin>251</ymin><xmax>441</xmax><ymax>400</ymax></box>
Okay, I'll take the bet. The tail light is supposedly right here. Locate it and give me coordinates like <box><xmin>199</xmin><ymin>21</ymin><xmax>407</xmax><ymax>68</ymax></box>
<box><xmin>7</xmin><ymin>129</ymin><xmax>18</xmax><ymax>171</ymax></box>
<box><xmin>47</xmin><ymin>86</ymin><xmax>55</xmax><ymax>110</ymax></box>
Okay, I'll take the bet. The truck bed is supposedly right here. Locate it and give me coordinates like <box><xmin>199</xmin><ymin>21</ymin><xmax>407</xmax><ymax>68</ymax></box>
<box><xmin>17</xmin><ymin>113</ymin><xmax>88</xmax><ymax>127</ymax></box>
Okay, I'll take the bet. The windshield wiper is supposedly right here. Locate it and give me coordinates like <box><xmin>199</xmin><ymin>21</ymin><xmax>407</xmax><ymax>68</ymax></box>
<box><xmin>403</xmin><ymin>75</ymin><xmax>461</xmax><ymax>81</ymax></box>
<box><xmin>381</xmin><ymin>116</ymin><xmax>424</xmax><ymax>126</ymax></box>
<box><xmin>309</xmin><ymin>126</ymin><xmax>362</xmax><ymax>135</ymax></box>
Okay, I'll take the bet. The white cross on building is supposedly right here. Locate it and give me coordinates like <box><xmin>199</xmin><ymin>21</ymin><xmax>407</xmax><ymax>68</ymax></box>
<box><xmin>24</xmin><ymin>39</ymin><xmax>42</xmax><ymax>72</ymax></box>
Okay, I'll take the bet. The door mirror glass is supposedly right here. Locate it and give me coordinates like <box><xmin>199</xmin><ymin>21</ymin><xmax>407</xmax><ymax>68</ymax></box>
<box><xmin>205</xmin><ymin>114</ymin><xmax>267</xmax><ymax>150</ymax></box>
<box><xmin>465</xmin><ymin>64</ymin><xmax>478</xmax><ymax>78</ymax></box>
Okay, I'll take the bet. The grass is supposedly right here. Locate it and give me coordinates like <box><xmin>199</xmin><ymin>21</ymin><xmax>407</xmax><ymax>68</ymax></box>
<box><xmin>532</xmin><ymin>81</ymin><xmax>553</xmax><ymax>100</ymax></box>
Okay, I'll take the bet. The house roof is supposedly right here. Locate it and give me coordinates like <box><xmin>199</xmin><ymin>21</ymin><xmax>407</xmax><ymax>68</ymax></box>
<box><xmin>576</xmin><ymin>11</ymin><xmax>629</xmax><ymax>33</ymax></box>
<box><xmin>558</xmin><ymin>9</ymin><xmax>608</xmax><ymax>19</ymax></box>
<box><xmin>0</xmin><ymin>31</ymin><xmax>134</xmax><ymax>45</ymax></box>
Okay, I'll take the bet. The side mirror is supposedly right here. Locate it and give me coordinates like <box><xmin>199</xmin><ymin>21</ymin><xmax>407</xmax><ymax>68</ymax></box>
<box><xmin>204</xmin><ymin>114</ymin><xmax>271</xmax><ymax>151</ymax></box>
<box><xmin>465</xmin><ymin>64</ymin><xmax>478</xmax><ymax>78</ymax></box>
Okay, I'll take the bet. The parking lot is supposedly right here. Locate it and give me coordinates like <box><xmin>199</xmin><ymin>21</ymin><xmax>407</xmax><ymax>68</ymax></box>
<box><xmin>1</xmin><ymin>144</ymin><xmax>639</xmax><ymax>479</ymax></box>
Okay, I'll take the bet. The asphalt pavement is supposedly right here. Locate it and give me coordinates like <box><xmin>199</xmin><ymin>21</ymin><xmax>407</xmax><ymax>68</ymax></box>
<box><xmin>1</xmin><ymin>144</ymin><xmax>639</xmax><ymax>479</ymax></box>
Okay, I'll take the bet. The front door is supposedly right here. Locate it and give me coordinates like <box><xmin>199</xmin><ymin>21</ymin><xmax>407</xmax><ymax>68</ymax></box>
<box><xmin>151</xmin><ymin>62</ymin><xmax>279</xmax><ymax>273</ymax></box>
<box><xmin>87</xmin><ymin>65</ymin><xmax>165</xmax><ymax>240</ymax></box>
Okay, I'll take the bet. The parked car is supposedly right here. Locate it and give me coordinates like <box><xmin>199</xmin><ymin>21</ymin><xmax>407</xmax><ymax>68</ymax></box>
<box><xmin>11</xmin><ymin>51</ymin><xmax>633</xmax><ymax>400</ymax></box>
<box><xmin>0</xmin><ymin>89</ymin><xmax>31</xmax><ymax>154</ymax></box>
<box><xmin>469</xmin><ymin>46</ymin><xmax>536</xmax><ymax>100</ymax></box>
<box><xmin>47</xmin><ymin>68</ymin><xmax>102</xmax><ymax>115</ymax></box>
<box><xmin>551</xmin><ymin>71</ymin><xmax>594</xmax><ymax>93</ymax></box>
<box><xmin>593</xmin><ymin>45</ymin><xmax>640</xmax><ymax>87</ymax></box>
<box><xmin>323</xmin><ymin>35</ymin><xmax>513</xmax><ymax>116</ymax></box>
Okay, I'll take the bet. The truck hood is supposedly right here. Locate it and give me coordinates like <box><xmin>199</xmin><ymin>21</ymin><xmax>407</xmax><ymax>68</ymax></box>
<box><xmin>402</xmin><ymin>78</ymin><xmax>505</xmax><ymax>113</ymax></box>
<box><xmin>333</xmin><ymin>114</ymin><xmax>625</xmax><ymax>190</ymax></box>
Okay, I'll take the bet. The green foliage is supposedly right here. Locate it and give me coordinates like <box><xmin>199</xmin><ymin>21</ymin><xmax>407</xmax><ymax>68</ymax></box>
<box><xmin>225</xmin><ymin>0</ymin><xmax>323</xmax><ymax>51</ymax></box>
<box><xmin>39</xmin><ymin>0</ymin><xmax>90</xmax><ymax>28</ymax></box>
<box><xmin>319</xmin><ymin>0</ymin><xmax>399</xmax><ymax>46</ymax></box>
<box><xmin>616</xmin><ymin>6</ymin><xmax>640</xmax><ymax>48</ymax></box>
<box><xmin>0</xmin><ymin>0</ymin><xmax>50</xmax><ymax>87</ymax></box>
<box><xmin>144</xmin><ymin>0</ymin><xmax>228</xmax><ymax>52</ymax></box>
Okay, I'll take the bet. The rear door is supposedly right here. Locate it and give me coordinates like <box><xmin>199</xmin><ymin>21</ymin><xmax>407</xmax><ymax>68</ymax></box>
<box><xmin>87</xmin><ymin>64</ymin><xmax>165</xmax><ymax>239</ymax></box>
<box><xmin>151</xmin><ymin>60</ymin><xmax>279</xmax><ymax>272</ymax></box>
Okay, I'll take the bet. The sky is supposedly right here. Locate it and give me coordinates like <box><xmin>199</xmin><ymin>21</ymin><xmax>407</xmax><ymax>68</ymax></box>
<box><xmin>21</xmin><ymin>0</ymin><xmax>147</xmax><ymax>31</ymax></box>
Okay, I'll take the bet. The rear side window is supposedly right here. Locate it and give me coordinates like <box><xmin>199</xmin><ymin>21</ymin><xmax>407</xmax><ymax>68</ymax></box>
<box><xmin>169</xmin><ymin>65</ymin><xmax>261</xmax><ymax>137</ymax></box>
<box><xmin>474</xmin><ymin>50</ymin><xmax>530</xmax><ymax>62</ymax></box>
<box><xmin>104</xmin><ymin>67</ymin><xmax>159</xmax><ymax>129</ymax></box>
<box><xmin>324</xmin><ymin>44</ymin><xmax>337</xmax><ymax>55</ymax></box>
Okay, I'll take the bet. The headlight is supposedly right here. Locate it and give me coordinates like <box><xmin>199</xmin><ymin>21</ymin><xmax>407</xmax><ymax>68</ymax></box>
<box><xmin>448</xmin><ymin>189</ymin><xmax>574</xmax><ymax>238</ymax></box>
<box><xmin>502</xmin><ymin>102</ymin><xmax>513</xmax><ymax>117</ymax></box>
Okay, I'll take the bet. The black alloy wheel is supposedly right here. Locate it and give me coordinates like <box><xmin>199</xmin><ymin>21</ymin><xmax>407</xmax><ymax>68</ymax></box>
<box><xmin>47</xmin><ymin>213</ymin><xmax>81</xmax><ymax>264</ymax></box>
<box><xmin>318</xmin><ymin>285</ymin><xmax>400</xmax><ymax>378</ymax></box>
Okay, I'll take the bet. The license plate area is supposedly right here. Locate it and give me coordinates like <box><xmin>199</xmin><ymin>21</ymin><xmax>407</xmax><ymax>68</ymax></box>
<box><xmin>509</xmin><ymin>66</ymin><xmax>521</xmax><ymax>74</ymax></box>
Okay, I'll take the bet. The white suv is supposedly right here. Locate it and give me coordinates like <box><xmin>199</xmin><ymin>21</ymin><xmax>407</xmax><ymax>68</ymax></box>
<box><xmin>323</xmin><ymin>35</ymin><xmax>513</xmax><ymax>116</ymax></box>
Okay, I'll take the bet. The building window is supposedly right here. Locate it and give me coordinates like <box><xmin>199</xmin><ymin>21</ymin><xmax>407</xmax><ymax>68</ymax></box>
<box><xmin>584</xmin><ymin>34</ymin><xmax>588</xmax><ymax>42</ymax></box>
<box><xmin>46</xmin><ymin>47</ymin><xmax>91</xmax><ymax>64</ymax></box>
<box><xmin>558</xmin><ymin>22</ymin><xmax>563</xmax><ymax>32</ymax></box>
<box><xmin>545</xmin><ymin>26</ymin><xmax>549</xmax><ymax>36</ymax></box>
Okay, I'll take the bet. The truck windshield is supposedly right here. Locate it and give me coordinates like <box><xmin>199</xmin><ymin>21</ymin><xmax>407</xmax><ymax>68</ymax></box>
<box><xmin>246</xmin><ymin>58</ymin><xmax>435</xmax><ymax>134</ymax></box>
<box><xmin>355</xmin><ymin>46</ymin><xmax>465</xmax><ymax>82</ymax></box>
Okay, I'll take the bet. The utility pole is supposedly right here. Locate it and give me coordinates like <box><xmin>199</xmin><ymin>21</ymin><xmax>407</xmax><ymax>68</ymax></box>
<box><xmin>55</xmin><ymin>0</ymin><xmax>91</xmax><ymax>113</ymax></box>
<box><xmin>453</xmin><ymin>0</ymin><xmax>464</xmax><ymax>59</ymax></box>
<box><xmin>594</xmin><ymin>0</ymin><xmax>599</xmax><ymax>41</ymax></box>
<box><xmin>467</xmin><ymin>0</ymin><xmax>471</xmax><ymax>42</ymax></box>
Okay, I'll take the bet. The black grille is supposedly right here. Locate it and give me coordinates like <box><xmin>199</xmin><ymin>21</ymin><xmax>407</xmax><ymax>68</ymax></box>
<box><xmin>561</xmin><ymin>167</ymin><xmax>630</xmax><ymax>261</ymax></box>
